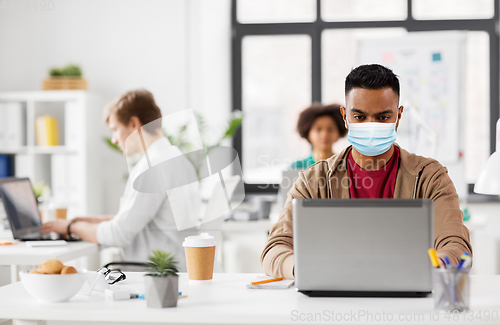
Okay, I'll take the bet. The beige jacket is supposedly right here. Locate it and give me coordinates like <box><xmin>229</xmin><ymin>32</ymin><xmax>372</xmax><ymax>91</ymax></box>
<box><xmin>261</xmin><ymin>144</ymin><xmax>472</xmax><ymax>279</ymax></box>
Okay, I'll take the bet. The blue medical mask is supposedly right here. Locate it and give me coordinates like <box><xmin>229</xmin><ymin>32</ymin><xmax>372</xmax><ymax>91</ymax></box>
<box><xmin>347</xmin><ymin>121</ymin><xmax>397</xmax><ymax>156</ymax></box>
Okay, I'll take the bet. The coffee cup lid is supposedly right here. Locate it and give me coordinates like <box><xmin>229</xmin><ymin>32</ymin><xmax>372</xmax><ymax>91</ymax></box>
<box><xmin>182</xmin><ymin>233</ymin><xmax>216</xmax><ymax>247</ymax></box>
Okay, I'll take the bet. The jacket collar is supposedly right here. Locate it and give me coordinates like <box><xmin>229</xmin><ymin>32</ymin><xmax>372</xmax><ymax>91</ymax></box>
<box><xmin>326</xmin><ymin>143</ymin><xmax>428</xmax><ymax>176</ymax></box>
<box><xmin>325</xmin><ymin>143</ymin><xmax>428</xmax><ymax>199</ymax></box>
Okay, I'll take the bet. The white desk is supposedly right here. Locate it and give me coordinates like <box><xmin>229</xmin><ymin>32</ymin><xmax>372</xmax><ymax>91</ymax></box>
<box><xmin>1</xmin><ymin>273</ymin><xmax>500</xmax><ymax>325</ymax></box>
<box><xmin>0</xmin><ymin>241</ymin><xmax>99</xmax><ymax>283</ymax></box>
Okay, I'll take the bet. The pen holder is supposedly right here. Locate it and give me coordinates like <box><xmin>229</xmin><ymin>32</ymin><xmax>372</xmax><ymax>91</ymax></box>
<box><xmin>433</xmin><ymin>268</ymin><xmax>470</xmax><ymax>312</ymax></box>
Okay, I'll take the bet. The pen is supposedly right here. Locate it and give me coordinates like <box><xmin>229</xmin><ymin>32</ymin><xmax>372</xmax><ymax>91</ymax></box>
<box><xmin>0</xmin><ymin>241</ymin><xmax>17</xmax><ymax>245</ymax></box>
<box><xmin>454</xmin><ymin>254</ymin><xmax>471</xmax><ymax>305</ymax></box>
<box><xmin>131</xmin><ymin>292</ymin><xmax>185</xmax><ymax>299</ymax></box>
<box><xmin>130</xmin><ymin>294</ymin><xmax>144</xmax><ymax>299</ymax></box>
<box><xmin>251</xmin><ymin>277</ymin><xmax>283</xmax><ymax>285</ymax></box>
<box><xmin>428</xmin><ymin>249</ymin><xmax>440</xmax><ymax>268</ymax></box>
<box><xmin>459</xmin><ymin>256</ymin><xmax>472</xmax><ymax>271</ymax></box>
<box><xmin>429</xmin><ymin>249</ymin><xmax>455</xmax><ymax>305</ymax></box>
<box><xmin>456</xmin><ymin>252</ymin><xmax>469</xmax><ymax>270</ymax></box>
<box><xmin>444</xmin><ymin>256</ymin><xmax>451</xmax><ymax>268</ymax></box>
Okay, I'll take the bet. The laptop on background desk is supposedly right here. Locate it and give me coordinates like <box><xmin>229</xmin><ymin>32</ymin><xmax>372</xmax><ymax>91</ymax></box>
<box><xmin>277</xmin><ymin>169</ymin><xmax>300</xmax><ymax>210</ymax></box>
<box><xmin>0</xmin><ymin>177</ymin><xmax>79</xmax><ymax>241</ymax></box>
<box><xmin>293</xmin><ymin>198</ymin><xmax>433</xmax><ymax>297</ymax></box>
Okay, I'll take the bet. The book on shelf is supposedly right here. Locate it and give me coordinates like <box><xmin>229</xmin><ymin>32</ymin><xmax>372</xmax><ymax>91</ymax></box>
<box><xmin>35</xmin><ymin>116</ymin><xmax>59</xmax><ymax>146</ymax></box>
<box><xmin>0</xmin><ymin>102</ymin><xmax>24</xmax><ymax>148</ymax></box>
<box><xmin>0</xmin><ymin>155</ymin><xmax>15</xmax><ymax>178</ymax></box>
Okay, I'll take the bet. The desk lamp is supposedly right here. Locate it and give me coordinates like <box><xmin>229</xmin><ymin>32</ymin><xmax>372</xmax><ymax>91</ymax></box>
<box><xmin>474</xmin><ymin>119</ymin><xmax>500</xmax><ymax>195</ymax></box>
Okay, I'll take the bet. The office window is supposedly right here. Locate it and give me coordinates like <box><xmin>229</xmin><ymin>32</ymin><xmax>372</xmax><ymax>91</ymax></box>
<box><xmin>321</xmin><ymin>28</ymin><xmax>408</xmax><ymax>152</ymax></box>
<box><xmin>322</xmin><ymin>0</ymin><xmax>407</xmax><ymax>22</ymax></box>
<box><xmin>413</xmin><ymin>0</ymin><xmax>494</xmax><ymax>20</ymax></box>
<box><xmin>242</xmin><ymin>35</ymin><xmax>311</xmax><ymax>184</ymax></box>
<box><xmin>237</xmin><ymin>0</ymin><xmax>316</xmax><ymax>23</ymax></box>
<box><xmin>322</xmin><ymin>28</ymin><xmax>407</xmax><ymax>104</ymax></box>
<box><xmin>323</xmin><ymin>29</ymin><xmax>491</xmax><ymax>182</ymax></box>
<box><xmin>232</xmin><ymin>0</ymin><xmax>499</xmax><ymax>192</ymax></box>
<box><xmin>464</xmin><ymin>31</ymin><xmax>490</xmax><ymax>182</ymax></box>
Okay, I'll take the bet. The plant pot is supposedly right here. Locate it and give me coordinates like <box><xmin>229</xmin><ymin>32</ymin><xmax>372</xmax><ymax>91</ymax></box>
<box><xmin>144</xmin><ymin>275</ymin><xmax>178</xmax><ymax>308</ymax></box>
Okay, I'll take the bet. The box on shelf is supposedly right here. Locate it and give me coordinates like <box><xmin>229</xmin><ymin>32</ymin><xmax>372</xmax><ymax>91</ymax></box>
<box><xmin>42</xmin><ymin>77</ymin><xmax>88</xmax><ymax>90</ymax></box>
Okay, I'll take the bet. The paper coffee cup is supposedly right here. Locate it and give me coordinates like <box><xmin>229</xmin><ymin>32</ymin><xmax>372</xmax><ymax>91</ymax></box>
<box><xmin>183</xmin><ymin>233</ymin><xmax>216</xmax><ymax>284</ymax></box>
<box><xmin>55</xmin><ymin>208</ymin><xmax>67</xmax><ymax>220</ymax></box>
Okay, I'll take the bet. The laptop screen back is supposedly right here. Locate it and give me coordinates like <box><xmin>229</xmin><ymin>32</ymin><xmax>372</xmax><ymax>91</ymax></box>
<box><xmin>0</xmin><ymin>178</ymin><xmax>42</xmax><ymax>238</ymax></box>
<box><xmin>293</xmin><ymin>198</ymin><xmax>434</xmax><ymax>294</ymax></box>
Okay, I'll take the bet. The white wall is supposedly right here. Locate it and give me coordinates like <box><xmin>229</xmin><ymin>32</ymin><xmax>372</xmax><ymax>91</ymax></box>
<box><xmin>0</xmin><ymin>0</ymin><xmax>231</xmax><ymax>213</ymax></box>
<box><xmin>188</xmin><ymin>0</ymin><xmax>232</xmax><ymax>144</ymax></box>
<box><xmin>0</xmin><ymin>0</ymin><xmax>189</xmax><ymax>109</ymax></box>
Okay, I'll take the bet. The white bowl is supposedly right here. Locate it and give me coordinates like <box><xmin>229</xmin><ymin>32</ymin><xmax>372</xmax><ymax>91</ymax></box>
<box><xmin>19</xmin><ymin>270</ymin><xmax>87</xmax><ymax>302</ymax></box>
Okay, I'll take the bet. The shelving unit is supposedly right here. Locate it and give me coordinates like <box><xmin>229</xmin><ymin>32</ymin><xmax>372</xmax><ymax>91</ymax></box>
<box><xmin>0</xmin><ymin>91</ymin><xmax>106</xmax><ymax>218</ymax></box>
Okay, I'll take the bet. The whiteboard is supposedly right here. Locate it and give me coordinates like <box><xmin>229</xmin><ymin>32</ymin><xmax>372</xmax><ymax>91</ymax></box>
<box><xmin>357</xmin><ymin>31</ymin><xmax>467</xmax><ymax>198</ymax></box>
<box><xmin>357</xmin><ymin>31</ymin><xmax>466</xmax><ymax>163</ymax></box>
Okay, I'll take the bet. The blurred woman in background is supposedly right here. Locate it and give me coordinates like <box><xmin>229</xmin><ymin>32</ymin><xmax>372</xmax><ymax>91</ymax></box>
<box><xmin>290</xmin><ymin>103</ymin><xmax>347</xmax><ymax>169</ymax></box>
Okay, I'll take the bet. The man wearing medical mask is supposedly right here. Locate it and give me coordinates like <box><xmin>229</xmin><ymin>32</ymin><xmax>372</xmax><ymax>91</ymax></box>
<box><xmin>261</xmin><ymin>64</ymin><xmax>472</xmax><ymax>279</ymax></box>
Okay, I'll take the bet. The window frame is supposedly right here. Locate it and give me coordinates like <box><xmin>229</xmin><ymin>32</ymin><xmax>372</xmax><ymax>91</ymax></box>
<box><xmin>231</xmin><ymin>0</ymin><xmax>500</xmax><ymax>194</ymax></box>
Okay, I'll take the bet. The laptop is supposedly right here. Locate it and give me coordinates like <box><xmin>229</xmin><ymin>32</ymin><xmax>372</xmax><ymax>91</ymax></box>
<box><xmin>0</xmin><ymin>177</ymin><xmax>78</xmax><ymax>241</ymax></box>
<box><xmin>293</xmin><ymin>198</ymin><xmax>433</xmax><ymax>297</ymax></box>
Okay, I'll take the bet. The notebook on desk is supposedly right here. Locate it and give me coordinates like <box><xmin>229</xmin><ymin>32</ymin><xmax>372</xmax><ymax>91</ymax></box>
<box><xmin>293</xmin><ymin>198</ymin><xmax>434</xmax><ymax>297</ymax></box>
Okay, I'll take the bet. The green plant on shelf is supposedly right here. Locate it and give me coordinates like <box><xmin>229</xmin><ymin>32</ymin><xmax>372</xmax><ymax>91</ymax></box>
<box><xmin>49</xmin><ymin>64</ymin><xmax>83</xmax><ymax>77</ymax></box>
<box><xmin>49</xmin><ymin>68</ymin><xmax>63</xmax><ymax>77</ymax></box>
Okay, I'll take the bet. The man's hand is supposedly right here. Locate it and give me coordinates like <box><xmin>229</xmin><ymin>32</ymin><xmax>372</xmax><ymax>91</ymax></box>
<box><xmin>41</xmin><ymin>219</ymin><xmax>99</xmax><ymax>243</ymax></box>
<box><xmin>40</xmin><ymin>219</ymin><xmax>71</xmax><ymax>237</ymax></box>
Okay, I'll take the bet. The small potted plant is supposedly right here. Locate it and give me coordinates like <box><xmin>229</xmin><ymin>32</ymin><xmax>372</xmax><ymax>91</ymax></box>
<box><xmin>43</xmin><ymin>64</ymin><xmax>87</xmax><ymax>90</ymax></box>
<box><xmin>144</xmin><ymin>250</ymin><xmax>179</xmax><ymax>308</ymax></box>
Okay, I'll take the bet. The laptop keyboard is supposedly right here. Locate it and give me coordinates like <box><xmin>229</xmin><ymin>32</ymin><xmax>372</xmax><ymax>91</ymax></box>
<box><xmin>20</xmin><ymin>232</ymin><xmax>60</xmax><ymax>240</ymax></box>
